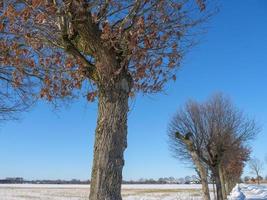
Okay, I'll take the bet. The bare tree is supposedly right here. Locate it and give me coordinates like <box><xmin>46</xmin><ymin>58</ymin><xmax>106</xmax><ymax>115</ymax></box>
<box><xmin>249</xmin><ymin>157</ymin><xmax>264</xmax><ymax>185</ymax></box>
<box><xmin>168</xmin><ymin>99</ymin><xmax>212</xmax><ymax>200</ymax></box>
<box><xmin>1</xmin><ymin>1</ymin><xmax>212</xmax><ymax>199</ymax></box>
<box><xmin>202</xmin><ymin>95</ymin><xmax>257</xmax><ymax>200</ymax></box>
<box><xmin>168</xmin><ymin>94</ymin><xmax>258</xmax><ymax>200</ymax></box>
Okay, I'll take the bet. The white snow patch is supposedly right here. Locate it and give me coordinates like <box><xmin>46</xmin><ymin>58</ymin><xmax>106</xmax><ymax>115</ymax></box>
<box><xmin>228</xmin><ymin>184</ymin><xmax>267</xmax><ymax>200</ymax></box>
<box><xmin>228</xmin><ymin>184</ymin><xmax>245</xmax><ymax>200</ymax></box>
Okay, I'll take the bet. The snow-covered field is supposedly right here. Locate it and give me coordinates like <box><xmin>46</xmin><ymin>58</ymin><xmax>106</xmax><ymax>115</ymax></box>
<box><xmin>0</xmin><ymin>184</ymin><xmax>210</xmax><ymax>200</ymax></box>
<box><xmin>1</xmin><ymin>183</ymin><xmax>266</xmax><ymax>200</ymax></box>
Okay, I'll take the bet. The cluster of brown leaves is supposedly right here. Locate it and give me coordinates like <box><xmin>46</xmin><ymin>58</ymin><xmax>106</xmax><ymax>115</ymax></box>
<box><xmin>0</xmin><ymin>39</ymin><xmax>35</xmax><ymax>120</ymax></box>
<box><xmin>223</xmin><ymin>145</ymin><xmax>251</xmax><ymax>183</ymax></box>
<box><xmin>1</xmin><ymin>0</ymin><xmax>208</xmax><ymax>102</ymax></box>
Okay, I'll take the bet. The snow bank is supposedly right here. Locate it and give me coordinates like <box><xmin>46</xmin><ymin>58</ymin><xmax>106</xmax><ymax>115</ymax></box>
<box><xmin>241</xmin><ymin>184</ymin><xmax>267</xmax><ymax>199</ymax></box>
<box><xmin>228</xmin><ymin>184</ymin><xmax>267</xmax><ymax>200</ymax></box>
<box><xmin>228</xmin><ymin>184</ymin><xmax>246</xmax><ymax>200</ymax></box>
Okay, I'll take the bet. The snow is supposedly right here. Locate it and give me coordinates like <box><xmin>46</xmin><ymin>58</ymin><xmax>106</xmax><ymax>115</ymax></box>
<box><xmin>3</xmin><ymin>183</ymin><xmax>267</xmax><ymax>200</ymax></box>
<box><xmin>2</xmin><ymin>183</ymin><xmax>266</xmax><ymax>200</ymax></box>
<box><xmin>228</xmin><ymin>184</ymin><xmax>246</xmax><ymax>200</ymax></box>
<box><xmin>0</xmin><ymin>184</ymin><xmax>208</xmax><ymax>200</ymax></box>
<box><xmin>228</xmin><ymin>184</ymin><xmax>267</xmax><ymax>200</ymax></box>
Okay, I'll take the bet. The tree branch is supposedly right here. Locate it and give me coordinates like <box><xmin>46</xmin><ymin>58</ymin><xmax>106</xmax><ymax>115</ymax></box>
<box><xmin>62</xmin><ymin>34</ymin><xmax>97</xmax><ymax>81</ymax></box>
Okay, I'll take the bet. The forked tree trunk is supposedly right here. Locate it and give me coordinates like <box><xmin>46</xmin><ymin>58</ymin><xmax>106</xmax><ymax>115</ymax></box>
<box><xmin>212</xmin><ymin>166</ymin><xmax>224</xmax><ymax>200</ymax></box>
<box><xmin>89</xmin><ymin>77</ymin><xmax>131</xmax><ymax>200</ymax></box>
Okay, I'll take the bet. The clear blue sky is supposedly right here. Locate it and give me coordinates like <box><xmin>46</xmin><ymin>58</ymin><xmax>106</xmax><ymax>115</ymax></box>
<box><xmin>0</xmin><ymin>1</ymin><xmax>267</xmax><ymax>181</ymax></box>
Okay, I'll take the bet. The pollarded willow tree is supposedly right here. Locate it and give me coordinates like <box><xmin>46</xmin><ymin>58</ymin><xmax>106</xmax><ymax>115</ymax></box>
<box><xmin>1</xmin><ymin>0</ymin><xmax>210</xmax><ymax>199</ymax></box>
<box><xmin>168</xmin><ymin>100</ymin><xmax>211</xmax><ymax>200</ymax></box>
<box><xmin>168</xmin><ymin>94</ymin><xmax>258</xmax><ymax>200</ymax></box>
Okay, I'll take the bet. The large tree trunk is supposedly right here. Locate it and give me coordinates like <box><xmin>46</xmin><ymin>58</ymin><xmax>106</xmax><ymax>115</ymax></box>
<box><xmin>223</xmin><ymin>170</ymin><xmax>230</xmax><ymax>196</ymax></box>
<box><xmin>212</xmin><ymin>166</ymin><xmax>224</xmax><ymax>200</ymax></box>
<box><xmin>176</xmin><ymin>132</ymin><xmax>211</xmax><ymax>200</ymax></box>
<box><xmin>219</xmin><ymin>165</ymin><xmax>227</xmax><ymax>199</ymax></box>
<box><xmin>89</xmin><ymin>77</ymin><xmax>131</xmax><ymax>200</ymax></box>
<box><xmin>198</xmin><ymin>164</ymin><xmax>211</xmax><ymax>200</ymax></box>
<box><xmin>190</xmin><ymin>152</ymin><xmax>210</xmax><ymax>200</ymax></box>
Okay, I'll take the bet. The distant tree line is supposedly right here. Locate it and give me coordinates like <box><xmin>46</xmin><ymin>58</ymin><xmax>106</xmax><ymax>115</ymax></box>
<box><xmin>243</xmin><ymin>176</ymin><xmax>266</xmax><ymax>184</ymax></box>
<box><xmin>0</xmin><ymin>177</ymin><xmax>90</xmax><ymax>184</ymax></box>
<box><xmin>123</xmin><ymin>176</ymin><xmax>200</xmax><ymax>184</ymax></box>
<box><xmin>0</xmin><ymin>175</ymin><xmax>201</xmax><ymax>185</ymax></box>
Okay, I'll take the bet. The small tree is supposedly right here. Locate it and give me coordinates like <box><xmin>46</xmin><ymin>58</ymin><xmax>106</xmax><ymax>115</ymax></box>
<box><xmin>249</xmin><ymin>157</ymin><xmax>264</xmax><ymax>185</ymax></box>
<box><xmin>168</xmin><ymin>101</ymin><xmax>211</xmax><ymax>200</ymax></box>
<box><xmin>1</xmin><ymin>1</ymin><xmax>211</xmax><ymax>199</ymax></box>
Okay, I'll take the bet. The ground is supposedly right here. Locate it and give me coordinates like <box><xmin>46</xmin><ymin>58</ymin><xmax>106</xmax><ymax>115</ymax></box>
<box><xmin>0</xmin><ymin>184</ymin><xmax>213</xmax><ymax>200</ymax></box>
<box><xmin>1</xmin><ymin>184</ymin><xmax>266</xmax><ymax>200</ymax></box>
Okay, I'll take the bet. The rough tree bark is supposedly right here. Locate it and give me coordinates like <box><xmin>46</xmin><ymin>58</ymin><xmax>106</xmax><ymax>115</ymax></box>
<box><xmin>212</xmin><ymin>166</ymin><xmax>224</xmax><ymax>200</ymax></box>
<box><xmin>175</xmin><ymin>132</ymin><xmax>211</xmax><ymax>200</ymax></box>
<box><xmin>223</xmin><ymin>171</ymin><xmax>230</xmax><ymax>195</ymax></box>
<box><xmin>196</xmin><ymin>160</ymin><xmax>211</xmax><ymax>200</ymax></box>
<box><xmin>89</xmin><ymin>75</ymin><xmax>132</xmax><ymax>200</ymax></box>
<box><xmin>219</xmin><ymin>165</ymin><xmax>227</xmax><ymax>199</ymax></box>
